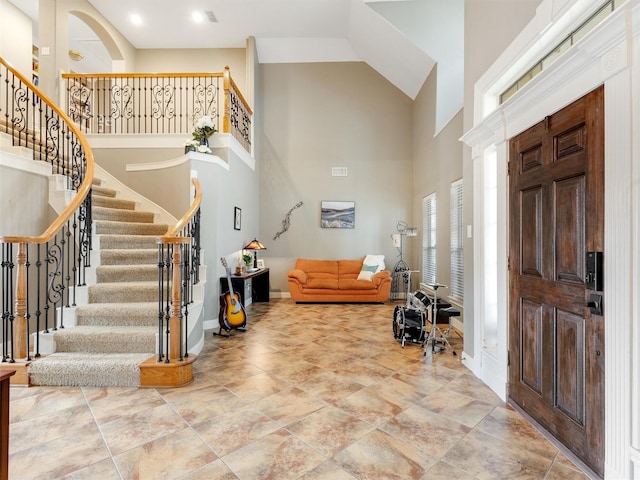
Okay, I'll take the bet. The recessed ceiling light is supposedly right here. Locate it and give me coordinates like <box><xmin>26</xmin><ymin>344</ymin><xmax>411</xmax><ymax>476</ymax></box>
<box><xmin>130</xmin><ymin>13</ymin><xmax>143</xmax><ymax>26</ymax></box>
<box><xmin>192</xmin><ymin>11</ymin><xmax>204</xmax><ymax>23</ymax></box>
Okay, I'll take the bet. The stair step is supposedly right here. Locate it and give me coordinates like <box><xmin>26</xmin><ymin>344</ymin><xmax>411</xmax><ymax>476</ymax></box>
<box><xmin>25</xmin><ymin>161</ymin><xmax>194</xmax><ymax>387</ymax></box>
<box><xmin>49</xmin><ymin>326</ymin><xmax>156</xmax><ymax>354</ymax></box>
<box><xmin>93</xmin><ymin>196</ymin><xmax>136</xmax><ymax>210</ymax></box>
<box><xmin>74</xmin><ymin>302</ymin><xmax>157</xmax><ymax>327</ymax></box>
<box><xmin>89</xmin><ymin>281</ymin><xmax>158</xmax><ymax>303</ymax></box>
<box><xmin>97</xmin><ymin>234</ymin><xmax>159</xmax><ymax>250</ymax></box>
<box><xmin>99</xmin><ymin>249</ymin><xmax>157</xmax><ymax>266</ymax></box>
<box><xmin>28</xmin><ymin>352</ymin><xmax>153</xmax><ymax>387</ymax></box>
<box><xmin>96</xmin><ymin>265</ymin><xmax>157</xmax><ymax>283</ymax></box>
<box><xmin>95</xmin><ymin>220</ymin><xmax>168</xmax><ymax>235</ymax></box>
<box><xmin>92</xmin><ymin>185</ymin><xmax>117</xmax><ymax>198</ymax></box>
<box><xmin>93</xmin><ymin>206</ymin><xmax>155</xmax><ymax>223</ymax></box>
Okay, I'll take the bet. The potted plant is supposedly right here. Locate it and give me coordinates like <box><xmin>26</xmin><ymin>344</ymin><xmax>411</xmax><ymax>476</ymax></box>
<box><xmin>185</xmin><ymin>115</ymin><xmax>217</xmax><ymax>154</ymax></box>
<box><xmin>184</xmin><ymin>139</ymin><xmax>199</xmax><ymax>153</ymax></box>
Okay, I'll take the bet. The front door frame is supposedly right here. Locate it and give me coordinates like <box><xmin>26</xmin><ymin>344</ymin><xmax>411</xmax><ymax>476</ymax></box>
<box><xmin>460</xmin><ymin>1</ymin><xmax>639</xmax><ymax>478</ymax></box>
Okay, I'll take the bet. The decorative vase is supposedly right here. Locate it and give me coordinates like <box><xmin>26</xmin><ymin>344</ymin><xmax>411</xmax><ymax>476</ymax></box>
<box><xmin>185</xmin><ymin>145</ymin><xmax>196</xmax><ymax>154</ymax></box>
<box><xmin>200</xmin><ymin>135</ymin><xmax>209</xmax><ymax>148</ymax></box>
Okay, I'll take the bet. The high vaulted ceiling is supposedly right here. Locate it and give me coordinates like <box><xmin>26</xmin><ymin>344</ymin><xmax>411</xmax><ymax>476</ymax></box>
<box><xmin>9</xmin><ymin>0</ymin><xmax>464</xmax><ymax>128</ymax></box>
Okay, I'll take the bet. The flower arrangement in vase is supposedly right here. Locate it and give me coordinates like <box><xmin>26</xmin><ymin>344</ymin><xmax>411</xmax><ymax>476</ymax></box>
<box><xmin>185</xmin><ymin>114</ymin><xmax>217</xmax><ymax>154</ymax></box>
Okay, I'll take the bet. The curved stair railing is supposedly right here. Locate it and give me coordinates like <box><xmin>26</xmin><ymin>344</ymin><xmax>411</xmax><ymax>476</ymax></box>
<box><xmin>0</xmin><ymin>57</ymin><xmax>94</xmax><ymax>375</ymax></box>
<box><xmin>140</xmin><ymin>178</ymin><xmax>201</xmax><ymax>385</ymax></box>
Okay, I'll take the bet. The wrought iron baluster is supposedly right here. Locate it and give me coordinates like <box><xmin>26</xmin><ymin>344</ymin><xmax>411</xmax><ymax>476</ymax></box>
<box><xmin>179</xmin><ymin>243</ymin><xmax>186</xmax><ymax>361</ymax></box>
<box><xmin>25</xmin><ymin>246</ymin><xmax>31</xmax><ymax>361</ymax></box>
<box><xmin>157</xmin><ymin>243</ymin><xmax>165</xmax><ymax>363</ymax></box>
<box><xmin>34</xmin><ymin>245</ymin><xmax>42</xmax><ymax>356</ymax></box>
<box><xmin>164</xmin><ymin>245</ymin><xmax>172</xmax><ymax>363</ymax></box>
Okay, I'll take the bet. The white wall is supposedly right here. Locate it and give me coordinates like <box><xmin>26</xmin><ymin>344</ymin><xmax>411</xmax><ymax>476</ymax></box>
<box><xmin>36</xmin><ymin>0</ymin><xmax>138</xmax><ymax>100</ymax></box>
<box><xmin>0</xmin><ymin>0</ymin><xmax>33</xmax><ymax>77</ymax></box>
<box><xmin>461</xmin><ymin>0</ymin><xmax>542</xmax><ymax>358</ymax></box>
<box><xmin>412</xmin><ymin>67</ymin><xmax>464</xmax><ymax>299</ymax></box>
<box><xmin>192</xmin><ymin>146</ymin><xmax>259</xmax><ymax>327</ymax></box>
<box><xmin>257</xmin><ymin>62</ymin><xmax>414</xmax><ymax>294</ymax></box>
<box><xmin>136</xmin><ymin>49</ymin><xmax>247</xmax><ymax>96</ymax></box>
<box><xmin>0</xmin><ymin>154</ymin><xmax>50</xmax><ymax>237</ymax></box>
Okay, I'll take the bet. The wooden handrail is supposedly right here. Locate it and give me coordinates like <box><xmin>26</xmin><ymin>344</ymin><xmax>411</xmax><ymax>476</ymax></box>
<box><xmin>223</xmin><ymin>66</ymin><xmax>253</xmax><ymax>116</ymax></box>
<box><xmin>62</xmin><ymin>72</ymin><xmax>224</xmax><ymax>79</ymax></box>
<box><xmin>163</xmin><ymin>178</ymin><xmax>202</xmax><ymax>238</ymax></box>
<box><xmin>1</xmin><ymin>56</ymin><xmax>94</xmax><ymax>361</ymax></box>
<box><xmin>1</xmin><ymin>58</ymin><xmax>95</xmax><ymax>245</ymax></box>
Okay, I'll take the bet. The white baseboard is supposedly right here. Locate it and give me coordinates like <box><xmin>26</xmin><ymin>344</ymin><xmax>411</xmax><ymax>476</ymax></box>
<box><xmin>269</xmin><ymin>291</ymin><xmax>290</xmax><ymax>299</ymax></box>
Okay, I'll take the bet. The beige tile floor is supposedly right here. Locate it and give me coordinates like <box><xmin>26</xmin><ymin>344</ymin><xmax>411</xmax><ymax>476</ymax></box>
<box><xmin>7</xmin><ymin>300</ymin><xmax>593</xmax><ymax>479</ymax></box>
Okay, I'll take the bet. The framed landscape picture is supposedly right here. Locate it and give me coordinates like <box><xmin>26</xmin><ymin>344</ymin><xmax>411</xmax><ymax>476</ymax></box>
<box><xmin>321</xmin><ymin>201</ymin><xmax>355</xmax><ymax>228</ymax></box>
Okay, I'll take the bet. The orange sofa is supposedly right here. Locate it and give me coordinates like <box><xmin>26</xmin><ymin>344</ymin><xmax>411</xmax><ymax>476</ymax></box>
<box><xmin>287</xmin><ymin>258</ymin><xmax>391</xmax><ymax>303</ymax></box>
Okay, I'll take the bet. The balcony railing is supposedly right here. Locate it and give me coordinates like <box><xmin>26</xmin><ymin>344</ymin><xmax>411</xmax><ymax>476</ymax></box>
<box><xmin>62</xmin><ymin>67</ymin><xmax>252</xmax><ymax>152</ymax></box>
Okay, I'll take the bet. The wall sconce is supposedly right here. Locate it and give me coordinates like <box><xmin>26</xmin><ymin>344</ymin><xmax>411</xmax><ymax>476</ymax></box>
<box><xmin>68</xmin><ymin>50</ymin><xmax>84</xmax><ymax>62</ymax></box>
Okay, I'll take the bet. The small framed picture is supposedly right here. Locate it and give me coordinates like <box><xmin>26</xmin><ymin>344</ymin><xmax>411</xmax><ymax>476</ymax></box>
<box><xmin>256</xmin><ymin>259</ymin><xmax>265</xmax><ymax>269</ymax></box>
<box><xmin>234</xmin><ymin>207</ymin><xmax>241</xmax><ymax>230</ymax></box>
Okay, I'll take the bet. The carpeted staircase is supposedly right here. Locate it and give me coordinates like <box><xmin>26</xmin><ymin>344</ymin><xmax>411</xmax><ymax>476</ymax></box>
<box><xmin>28</xmin><ymin>178</ymin><xmax>171</xmax><ymax>387</ymax></box>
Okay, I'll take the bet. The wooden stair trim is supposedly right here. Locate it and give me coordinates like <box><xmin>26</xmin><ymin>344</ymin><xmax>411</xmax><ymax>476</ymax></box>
<box><xmin>3</xmin><ymin>355</ymin><xmax>198</xmax><ymax>387</ymax></box>
<box><xmin>4</xmin><ymin>361</ymin><xmax>31</xmax><ymax>386</ymax></box>
<box><xmin>139</xmin><ymin>354</ymin><xmax>197</xmax><ymax>387</ymax></box>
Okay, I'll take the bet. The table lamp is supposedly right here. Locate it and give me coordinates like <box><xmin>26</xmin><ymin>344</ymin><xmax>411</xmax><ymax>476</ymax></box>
<box><xmin>244</xmin><ymin>238</ymin><xmax>266</xmax><ymax>268</ymax></box>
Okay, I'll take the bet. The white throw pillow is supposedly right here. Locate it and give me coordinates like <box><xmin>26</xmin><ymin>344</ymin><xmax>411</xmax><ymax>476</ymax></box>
<box><xmin>357</xmin><ymin>270</ymin><xmax>375</xmax><ymax>281</ymax></box>
<box><xmin>363</xmin><ymin>254</ymin><xmax>385</xmax><ymax>273</ymax></box>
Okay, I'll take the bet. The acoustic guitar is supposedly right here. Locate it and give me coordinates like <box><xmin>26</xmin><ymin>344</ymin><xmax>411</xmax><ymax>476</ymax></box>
<box><xmin>217</xmin><ymin>257</ymin><xmax>247</xmax><ymax>334</ymax></box>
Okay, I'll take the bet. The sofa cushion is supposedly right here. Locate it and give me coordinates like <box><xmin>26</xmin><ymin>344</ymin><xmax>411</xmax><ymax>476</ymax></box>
<box><xmin>357</xmin><ymin>264</ymin><xmax>378</xmax><ymax>281</ymax></box>
<box><xmin>339</xmin><ymin>278</ymin><xmax>379</xmax><ymax>290</ymax></box>
<box><xmin>288</xmin><ymin>269</ymin><xmax>307</xmax><ymax>284</ymax></box>
<box><xmin>363</xmin><ymin>254</ymin><xmax>385</xmax><ymax>273</ymax></box>
<box><xmin>338</xmin><ymin>259</ymin><xmax>364</xmax><ymax>276</ymax></box>
<box><xmin>295</xmin><ymin>259</ymin><xmax>339</xmax><ymax>274</ymax></box>
<box><xmin>306</xmin><ymin>275</ymin><xmax>339</xmax><ymax>289</ymax></box>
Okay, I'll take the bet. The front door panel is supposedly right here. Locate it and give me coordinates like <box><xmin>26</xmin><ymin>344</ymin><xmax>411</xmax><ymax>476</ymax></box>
<box><xmin>508</xmin><ymin>86</ymin><xmax>604</xmax><ymax>477</ymax></box>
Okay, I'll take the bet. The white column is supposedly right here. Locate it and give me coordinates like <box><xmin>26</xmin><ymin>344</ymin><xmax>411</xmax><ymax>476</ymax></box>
<box><xmin>603</xmin><ymin>64</ymin><xmax>633</xmax><ymax>480</ymax></box>
<box><xmin>628</xmin><ymin>7</ymin><xmax>640</xmax><ymax>475</ymax></box>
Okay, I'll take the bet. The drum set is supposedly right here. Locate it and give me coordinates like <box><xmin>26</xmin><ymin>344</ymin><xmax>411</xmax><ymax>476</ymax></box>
<box><xmin>392</xmin><ymin>270</ymin><xmax>456</xmax><ymax>355</ymax></box>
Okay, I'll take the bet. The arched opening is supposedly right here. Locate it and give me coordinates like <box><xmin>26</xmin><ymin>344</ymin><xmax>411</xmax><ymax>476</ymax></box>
<box><xmin>67</xmin><ymin>10</ymin><xmax>123</xmax><ymax>73</ymax></box>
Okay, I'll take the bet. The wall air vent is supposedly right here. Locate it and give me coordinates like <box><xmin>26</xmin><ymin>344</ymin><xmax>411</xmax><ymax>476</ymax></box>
<box><xmin>332</xmin><ymin>167</ymin><xmax>348</xmax><ymax>177</ymax></box>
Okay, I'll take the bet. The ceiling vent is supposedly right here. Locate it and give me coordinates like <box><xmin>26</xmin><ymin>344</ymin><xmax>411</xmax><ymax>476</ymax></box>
<box><xmin>205</xmin><ymin>11</ymin><xmax>218</xmax><ymax>23</ymax></box>
<box><xmin>332</xmin><ymin>167</ymin><xmax>348</xmax><ymax>177</ymax></box>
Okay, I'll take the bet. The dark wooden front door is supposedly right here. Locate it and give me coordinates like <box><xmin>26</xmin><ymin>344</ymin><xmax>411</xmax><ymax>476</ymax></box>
<box><xmin>508</xmin><ymin>86</ymin><xmax>604</xmax><ymax>477</ymax></box>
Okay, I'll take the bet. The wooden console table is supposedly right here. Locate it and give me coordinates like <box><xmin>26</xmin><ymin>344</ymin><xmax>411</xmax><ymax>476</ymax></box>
<box><xmin>220</xmin><ymin>268</ymin><xmax>269</xmax><ymax>307</ymax></box>
<box><xmin>0</xmin><ymin>370</ymin><xmax>15</xmax><ymax>480</ymax></box>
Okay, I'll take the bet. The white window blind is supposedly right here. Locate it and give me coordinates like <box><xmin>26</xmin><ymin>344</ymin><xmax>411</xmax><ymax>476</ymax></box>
<box><xmin>450</xmin><ymin>180</ymin><xmax>464</xmax><ymax>299</ymax></box>
<box><xmin>422</xmin><ymin>194</ymin><xmax>436</xmax><ymax>285</ymax></box>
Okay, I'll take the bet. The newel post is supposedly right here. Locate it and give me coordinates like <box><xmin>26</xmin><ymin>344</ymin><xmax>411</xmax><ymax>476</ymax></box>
<box><xmin>14</xmin><ymin>243</ymin><xmax>27</xmax><ymax>360</ymax></box>
<box><xmin>223</xmin><ymin>65</ymin><xmax>231</xmax><ymax>134</ymax></box>
<box><xmin>169</xmin><ymin>243</ymin><xmax>182</xmax><ymax>361</ymax></box>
